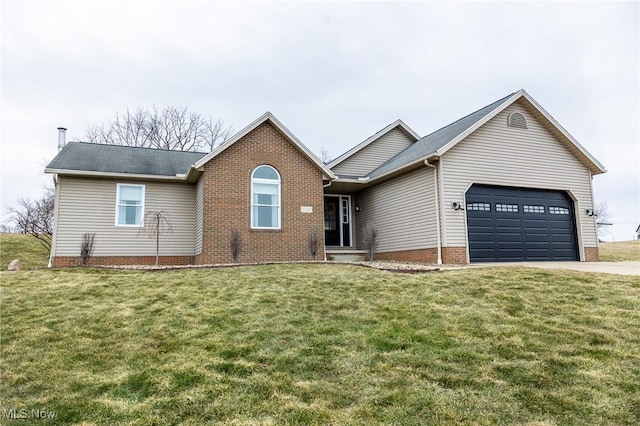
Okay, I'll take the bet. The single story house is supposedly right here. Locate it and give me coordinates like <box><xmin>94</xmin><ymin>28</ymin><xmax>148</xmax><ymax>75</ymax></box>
<box><xmin>45</xmin><ymin>89</ymin><xmax>606</xmax><ymax>266</ymax></box>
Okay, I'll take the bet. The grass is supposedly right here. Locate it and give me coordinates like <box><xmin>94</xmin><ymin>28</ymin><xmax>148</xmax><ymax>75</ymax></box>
<box><xmin>599</xmin><ymin>240</ymin><xmax>640</xmax><ymax>262</ymax></box>
<box><xmin>2</xmin><ymin>232</ymin><xmax>636</xmax><ymax>270</ymax></box>
<box><xmin>0</xmin><ymin>233</ymin><xmax>49</xmax><ymax>270</ymax></box>
<box><xmin>1</xmin><ymin>264</ymin><xmax>639</xmax><ymax>424</ymax></box>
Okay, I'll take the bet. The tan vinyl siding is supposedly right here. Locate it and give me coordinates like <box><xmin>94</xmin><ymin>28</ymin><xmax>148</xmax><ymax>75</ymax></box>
<box><xmin>332</xmin><ymin>128</ymin><xmax>414</xmax><ymax>177</ymax></box>
<box><xmin>54</xmin><ymin>177</ymin><xmax>196</xmax><ymax>257</ymax></box>
<box><xmin>440</xmin><ymin>102</ymin><xmax>598</xmax><ymax>250</ymax></box>
<box><xmin>195</xmin><ymin>177</ymin><xmax>204</xmax><ymax>255</ymax></box>
<box><xmin>354</xmin><ymin>168</ymin><xmax>437</xmax><ymax>252</ymax></box>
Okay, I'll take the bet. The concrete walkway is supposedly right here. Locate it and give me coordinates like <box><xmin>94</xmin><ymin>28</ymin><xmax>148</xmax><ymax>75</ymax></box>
<box><xmin>474</xmin><ymin>261</ymin><xmax>640</xmax><ymax>276</ymax></box>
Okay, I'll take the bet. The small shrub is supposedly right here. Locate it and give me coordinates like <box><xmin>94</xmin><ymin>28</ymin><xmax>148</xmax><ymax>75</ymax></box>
<box><xmin>307</xmin><ymin>228</ymin><xmax>321</xmax><ymax>260</ymax></box>
<box><xmin>229</xmin><ymin>229</ymin><xmax>242</xmax><ymax>263</ymax></box>
<box><xmin>80</xmin><ymin>233</ymin><xmax>96</xmax><ymax>266</ymax></box>
<box><xmin>362</xmin><ymin>221</ymin><xmax>379</xmax><ymax>263</ymax></box>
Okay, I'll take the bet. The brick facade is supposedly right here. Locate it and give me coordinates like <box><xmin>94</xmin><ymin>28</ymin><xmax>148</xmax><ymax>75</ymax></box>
<box><xmin>196</xmin><ymin>121</ymin><xmax>326</xmax><ymax>264</ymax></box>
<box><xmin>374</xmin><ymin>248</ymin><xmax>438</xmax><ymax>263</ymax></box>
<box><xmin>52</xmin><ymin>255</ymin><xmax>194</xmax><ymax>268</ymax></box>
<box><xmin>442</xmin><ymin>246</ymin><xmax>468</xmax><ymax>265</ymax></box>
<box><xmin>584</xmin><ymin>246</ymin><xmax>600</xmax><ymax>262</ymax></box>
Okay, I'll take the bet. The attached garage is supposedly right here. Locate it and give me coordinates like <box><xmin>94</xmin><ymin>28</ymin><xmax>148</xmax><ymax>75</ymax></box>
<box><xmin>465</xmin><ymin>184</ymin><xmax>578</xmax><ymax>262</ymax></box>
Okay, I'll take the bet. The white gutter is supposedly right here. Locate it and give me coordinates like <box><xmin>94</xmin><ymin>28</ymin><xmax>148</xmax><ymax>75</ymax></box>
<box><xmin>44</xmin><ymin>168</ymin><xmax>189</xmax><ymax>182</ymax></box>
<box><xmin>424</xmin><ymin>157</ymin><xmax>442</xmax><ymax>265</ymax></box>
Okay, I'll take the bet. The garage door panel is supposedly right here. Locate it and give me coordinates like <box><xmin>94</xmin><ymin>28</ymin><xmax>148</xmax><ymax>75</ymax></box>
<box><xmin>552</xmin><ymin>250</ymin><xmax>577</xmax><ymax>260</ymax></box>
<box><xmin>551</xmin><ymin>234</ymin><xmax>574</xmax><ymax>243</ymax></box>
<box><xmin>526</xmin><ymin>249</ymin><xmax>552</xmax><ymax>258</ymax></box>
<box><xmin>498</xmin><ymin>248</ymin><xmax>525</xmax><ymax>259</ymax></box>
<box><xmin>469</xmin><ymin>249</ymin><xmax>497</xmax><ymax>262</ymax></box>
<box><xmin>495</xmin><ymin>218</ymin><xmax>521</xmax><ymax>228</ymax></box>
<box><xmin>550</xmin><ymin>221</ymin><xmax>573</xmax><ymax>230</ymax></box>
<box><xmin>467</xmin><ymin>217</ymin><xmax>493</xmax><ymax>227</ymax></box>
<box><xmin>525</xmin><ymin>233</ymin><xmax>549</xmax><ymax>243</ymax></box>
<box><xmin>472</xmin><ymin>233</ymin><xmax>495</xmax><ymax>242</ymax></box>
<box><xmin>466</xmin><ymin>184</ymin><xmax>578</xmax><ymax>262</ymax></box>
<box><xmin>524</xmin><ymin>219</ymin><xmax>548</xmax><ymax>228</ymax></box>
<box><xmin>496</xmin><ymin>233</ymin><xmax>523</xmax><ymax>243</ymax></box>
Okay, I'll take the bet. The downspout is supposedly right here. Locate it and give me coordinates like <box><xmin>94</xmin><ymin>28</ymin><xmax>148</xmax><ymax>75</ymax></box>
<box><xmin>322</xmin><ymin>179</ymin><xmax>333</xmax><ymax>261</ymax></box>
<box><xmin>424</xmin><ymin>158</ymin><xmax>442</xmax><ymax>265</ymax></box>
<box><xmin>48</xmin><ymin>174</ymin><xmax>61</xmax><ymax>268</ymax></box>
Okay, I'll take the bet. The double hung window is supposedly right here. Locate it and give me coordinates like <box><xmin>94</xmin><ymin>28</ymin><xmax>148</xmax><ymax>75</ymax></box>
<box><xmin>116</xmin><ymin>184</ymin><xmax>144</xmax><ymax>226</ymax></box>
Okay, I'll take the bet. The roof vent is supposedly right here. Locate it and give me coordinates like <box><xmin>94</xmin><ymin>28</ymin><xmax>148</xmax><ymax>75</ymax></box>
<box><xmin>507</xmin><ymin>112</ymin><xmax>527</xmax><ymax>129</ymax></box>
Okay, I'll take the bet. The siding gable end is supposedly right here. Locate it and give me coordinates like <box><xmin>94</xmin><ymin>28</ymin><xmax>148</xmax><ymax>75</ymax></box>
<box><xmin>332</xmin><ymin>127</ymin><xmax>418</xmax><ymax>177</ymax></box>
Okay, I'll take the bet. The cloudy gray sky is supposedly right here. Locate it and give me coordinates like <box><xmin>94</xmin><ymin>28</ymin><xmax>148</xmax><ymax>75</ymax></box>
<box><xmin>2</xmin><ymin>0</ymin><xmax>638</xmax><ymax>241</ymax></box>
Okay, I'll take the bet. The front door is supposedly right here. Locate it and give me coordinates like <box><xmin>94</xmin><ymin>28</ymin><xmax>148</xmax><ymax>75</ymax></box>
<box><xmin>324</xmin><ymin>195</ymin><xmax>351</xmax><ymax>247</ymax></box>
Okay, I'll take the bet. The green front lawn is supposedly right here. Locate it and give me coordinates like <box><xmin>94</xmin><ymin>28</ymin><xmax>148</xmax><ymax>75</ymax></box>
<box><xmin>1</xmin><ymin>265</ymin><xmax>639</xmax><ymax>424</ymax></box>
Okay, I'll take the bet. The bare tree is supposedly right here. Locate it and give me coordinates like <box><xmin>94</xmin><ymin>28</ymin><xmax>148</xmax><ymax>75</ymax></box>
<box><xmin>6</xmin><ymin>187</ymin><xmax>55</xmax><ymax>251</ymax></box>
<box><xmin>82</xmin><ymin>106</ymin><xmax>233</xmax><ymax>152</ymax></box>
<box><xmin>139</xmin><ymin>210</ymin><xmax>173</xmax><ymax>265</ymax></box>
<box><xmin>362</xmin><ymin>221</ymin><xmax>379</xmax><ymax>263</ymax></box>
<box><xmin>307</xmin><ymin>228</ymin><xmax>321</xmax><ymax>260</ymax></box>
<box><xmin>595</xmin><ymin>201</ymin><xmax>612</xmax><ymax>240</ymax></box>
<box><xmin>80</xmin><ymin>233</ymin><xmax>96</xmax><ymax>266</ymax></box>
<box><xmin>319</xmin><ymin>147</ymin><xmax>332</xmax><ymax>164</ymax></box>
<box><xmin>229</xmin><ymin>229</ymin><xmax>243</xmax><ymax>263</ymax></box>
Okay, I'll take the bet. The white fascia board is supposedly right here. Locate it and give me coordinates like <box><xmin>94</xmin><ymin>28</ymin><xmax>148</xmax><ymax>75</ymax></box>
<box><xmin>435</xmin><ymin>90</ymin><xmax>523</xmax><ymax>157</ymax></box>
<box><xmin>327</xmin><ymin>119</ymin><xmax>420</xmax><ymax>169</ymax></box>
<box><xmin>193</xmin><ymin>112</ymin><xmax>335</xmax><ymax>179</ymax></box>
<box><xmin>44</xmin><ymin>168</ymin><xmax>188</xmax><ymax>181</ymax></box>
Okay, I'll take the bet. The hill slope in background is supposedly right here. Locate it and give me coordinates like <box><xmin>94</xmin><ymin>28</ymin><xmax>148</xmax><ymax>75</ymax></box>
<box><xmin>0</xmin><ymin>233</ymin><xmax>49</xmax><ymax>270</ymax></box>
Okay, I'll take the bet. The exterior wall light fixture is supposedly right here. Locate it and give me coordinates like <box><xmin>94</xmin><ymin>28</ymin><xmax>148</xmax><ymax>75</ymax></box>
<box><xmin>452</xmin><ymin>202</ymin><xmax>464</xmax><ymax>211</ymax></box>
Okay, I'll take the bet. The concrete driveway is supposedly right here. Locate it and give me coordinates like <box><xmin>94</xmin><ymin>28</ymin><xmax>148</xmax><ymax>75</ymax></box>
<box><xmin>474</xmin><ymin>261</ymin><xmax>640</xmax><ymax>276</ymax></box>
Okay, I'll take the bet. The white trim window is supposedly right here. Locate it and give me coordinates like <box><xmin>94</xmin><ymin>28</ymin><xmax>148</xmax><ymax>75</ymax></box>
<box><xmin>116</xmin><ymin>184</ymin><xmax>145</xmax><ymax>226</ymax></box>
<box><xmin>251</xmin><ymin>165</ymin><xmax>281</xmax><ymax>229</ymax></box>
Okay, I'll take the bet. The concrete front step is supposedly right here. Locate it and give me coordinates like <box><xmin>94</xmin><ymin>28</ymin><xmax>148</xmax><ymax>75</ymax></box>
<box><xmin>329</xmin><ymin>254</ymin><xmax>366</xmax><ymax>262</ymax></box>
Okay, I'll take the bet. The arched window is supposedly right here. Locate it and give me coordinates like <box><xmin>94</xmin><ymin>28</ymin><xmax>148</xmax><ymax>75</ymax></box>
<box><xmin>251</xmin><ymin>165</ymin><xmax>281</xmax><ymax>229</ymax></box>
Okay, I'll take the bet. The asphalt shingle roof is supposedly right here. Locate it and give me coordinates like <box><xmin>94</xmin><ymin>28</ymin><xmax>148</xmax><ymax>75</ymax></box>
<box><xmin>367</xmin><ymin>93</ymin><xmax>515</xmax><ymax>178</ymax></box>
<box><xmin>46</xmin><ymin>142</ymin><xmax>207</xmax><ymax>176</ymax></box>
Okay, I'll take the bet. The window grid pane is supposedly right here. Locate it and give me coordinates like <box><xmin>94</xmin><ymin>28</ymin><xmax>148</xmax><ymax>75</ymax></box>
<box><xmin>467</xmin><ymin>202</ymin><xmax>491</xmax><ymax>211</ymax></box>
<box><xmin>496</xmin><ymin>203</ymin><xmax>518</xmax><ymax>213</ymax></box>
<box><xmin>523</xmin><ymin>205</ymin><xmax>545</xmax><ymax>214</ymax></box>
<box><xmin>549</xmin><ymin>206</ymin><xmax>569</xmax><ymax>215</ymax></box>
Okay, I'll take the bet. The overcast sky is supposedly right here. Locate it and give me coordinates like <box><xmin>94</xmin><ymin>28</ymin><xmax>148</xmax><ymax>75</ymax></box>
<box><xmin>2</xmin><ymin>1</ymin><xmax>638</xmax><ymax>241</ymax></box>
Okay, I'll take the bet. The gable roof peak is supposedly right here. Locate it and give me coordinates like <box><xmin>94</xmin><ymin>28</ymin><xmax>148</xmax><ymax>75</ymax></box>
<box><xmin>328</xmin><ymin>119</ymin><xmax>420</xmax><ymax>169</ymax></box>
<box><xmin>193</xmin><ymin>111</ymin><xmax>334</xmax><ymax>178</ymax></box>
<box><xmin>366</xmin><ymin>89</ymin><xmax>605</xmax><ymax>180</ymax></box>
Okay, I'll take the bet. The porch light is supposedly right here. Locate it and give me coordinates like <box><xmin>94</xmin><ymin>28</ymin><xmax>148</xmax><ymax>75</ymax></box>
<box><xmin>355</xmin><ymin>205</ymin><xmax>361</xmax><ymax>213</ymax></box>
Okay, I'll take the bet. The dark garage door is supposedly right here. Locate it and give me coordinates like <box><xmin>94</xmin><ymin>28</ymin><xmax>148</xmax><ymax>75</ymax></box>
<box><xmin>466</xmin><ymin>185</ymin><xmax>578</xmax><ymax>262</ymax></box>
